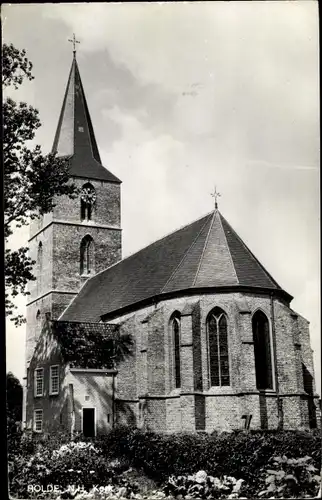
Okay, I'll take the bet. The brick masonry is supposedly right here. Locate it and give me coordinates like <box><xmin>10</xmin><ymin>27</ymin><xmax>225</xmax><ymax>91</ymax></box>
<box><xmin>24</xmin><ymin>176</ymin><xmax>318</xmax><ymax>435</ymax></box>
<box><xmin>24</xmin><ymin>175</ymin><xmax>122</xmax><ymax>432</ymax></box>
<box><xmin>105</xmin><ymin>291</ymin><xmax>318</xmax><ymax>433</ymax></box>
<box><xmin>25</xmin><ymin>288</ymin><xmax>318</xmax><ymax>434</ymax></box>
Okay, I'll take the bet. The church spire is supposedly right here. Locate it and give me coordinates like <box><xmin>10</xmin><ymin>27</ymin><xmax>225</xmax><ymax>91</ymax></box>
<box><xmin>52</xmin><ymin>44</ymin><xmax>121</xmax><ymax>183</ymax></box>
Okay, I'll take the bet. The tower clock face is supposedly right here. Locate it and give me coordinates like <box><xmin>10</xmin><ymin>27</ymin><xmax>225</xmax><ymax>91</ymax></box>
<box><xmin>80</xmin><ymin>186</ymin><xmax>96</xmax><ymax>204</ymax></box>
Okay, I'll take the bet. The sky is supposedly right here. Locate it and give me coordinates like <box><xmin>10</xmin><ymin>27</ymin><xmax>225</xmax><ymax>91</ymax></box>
<box><xmin>3</xmin><ymin>2</ymin><xmax>320</xmax><ymax>394</ymax></box>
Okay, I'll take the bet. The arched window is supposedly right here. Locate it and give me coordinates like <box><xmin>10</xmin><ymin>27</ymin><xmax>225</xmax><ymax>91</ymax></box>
<box><xmin>252</xmin><ymin>310</ymin><xmax>273</xmax><ymax>390</ymax></box>
<box><xmin>80</xmin><ymin>183</ymin><xmax>96</xmax><ymax>221</ymax></box>
<box><xmin>207</xmin><ymin>307</ymin><xmax>230</xmax><ymax>387</ymax></box>
<box><xmin>172</xmin><ymin>315</ymin><xmax>181</xmax><ymax>389</ymax></box>
<box><xmin>36</xmin><ymin>310</ymin><xmax>41</xmax><ymax>339</ymax></box>
<box><xmin>169</xmin><ymin>311</ymin><xmax>181</xmax><ymax>389</ymax></box>
<box><xmin>37</xmin><ymin>242</ymin><xmax>43</xmax><ymax>294</ymax></box>
<box><xmin>80</xmin><ymin>235</ymin><xmax>95</xmax><ymax>275</ymax></box>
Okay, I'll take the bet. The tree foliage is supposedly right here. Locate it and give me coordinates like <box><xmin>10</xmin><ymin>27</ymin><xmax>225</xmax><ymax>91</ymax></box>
<box><xmin>52</xmin><ymin>321</ymin><xmax>134</xmax><ymax>369</ymax></box>
<box><xmin>3</xmin><ymin>43</ymin><xmax>79</xmax><ymax>325</ymax></box>
<box><xmin>7</xmin><ymin>372</ymin><xmax>23</xmax><ymax>432</ymax></box>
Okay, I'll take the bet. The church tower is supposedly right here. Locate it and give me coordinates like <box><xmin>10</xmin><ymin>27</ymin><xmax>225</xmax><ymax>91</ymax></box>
<box><xmin>25</xmin><ymin>49</ymin><xmax>122</xmax><ymax>367</ymax></box>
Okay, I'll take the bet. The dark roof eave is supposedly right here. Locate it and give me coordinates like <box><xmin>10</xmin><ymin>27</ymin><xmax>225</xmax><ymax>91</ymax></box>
<box><xmin>100</xmin><ymin>285</ymin><xmax>293</xmax><ymax>322</ymax></box>
<box><xmin>52</xmin><ymin>154</ymin><xmax>122</xmax><ymax>184</ymax></box>
<box><xmin>71</xmin><ymin>173</ymin><xmax>122</xmax><ymax>184</ymax></box>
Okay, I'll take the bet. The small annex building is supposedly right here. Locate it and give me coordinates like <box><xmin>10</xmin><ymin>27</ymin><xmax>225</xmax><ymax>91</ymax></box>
<box><xmin>23</xmin><ymin>52</ymin><xmax>319</xmax><ymax>437</ymax></box>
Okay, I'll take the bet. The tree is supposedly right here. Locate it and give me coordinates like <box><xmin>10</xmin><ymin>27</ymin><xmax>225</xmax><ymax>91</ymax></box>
<box><xmin>7</xmin><ymin>372</ymin><xmax>24</xmax><ymax>455</ymax></box>
<box><xmin>6</xmin><ymin>372</ymin><xmax>23</xmax><ymax>432</ymax></box>
<box><xmin>3</xmin><ymin>43</ymin><xmax>79</xmax><ymax>325</ymax></box>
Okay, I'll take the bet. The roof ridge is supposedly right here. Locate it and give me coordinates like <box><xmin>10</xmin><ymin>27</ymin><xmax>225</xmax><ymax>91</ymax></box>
<box><xmin>192</xmin><ymin>209</ymin><xmax>217</xmax><ymax>286</ymax></box>
<box><xmin>74</xmin><ymin>59</ymin><xmax>100</xmax><ymax>164</ymax></box>
<box><xmin>218</xmin><ymin>211</ymin><xmax>239</xmax><ymax>284</ymax></box>
<box><xmin>221</xmin><ymin>214</ymin><xmax>282</xmax><ymax>289</ymax></box>
<box><xmin>160</xmin><ymin>212</ymin><xmax>213</xmax><ymax>293</ymax></box>
<box><xmin>52</xmin><ymin>60</ymin><xmax>75</xmax><ymax>153</ymax></box>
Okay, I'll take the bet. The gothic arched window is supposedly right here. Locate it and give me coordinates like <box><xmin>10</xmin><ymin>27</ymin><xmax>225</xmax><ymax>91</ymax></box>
<box><xmin>80</xmin><ymin>183</ymin><xmax>96</xmax><ymax>221</ymax></box>
<box><xmin>80</xmin><ymin>235</ymin><xmax>95</xmax><ymax>275</ymax></box>
<box><xmin>170</xmin><ymin>313</ymin><xmax>181</xmax><ymax>389</ymax></box>
<box><xmin>252</xmin><ymin>310</ymin><xmax>273</xmax><ymax>390</ymax></box>
<box><xmin>36</xmin><ymin>310</ymin><xmax>41</xmax><ymax>339</ymax></box>
<box><xmin>37</xmin><ymin>242</ymin><xmax>43</xmax><ymax>294</ymax></box>
<box><xmin>207</xmin><ymin>307</ymin><xmax>230</xmax><ymax>387</ymax></box>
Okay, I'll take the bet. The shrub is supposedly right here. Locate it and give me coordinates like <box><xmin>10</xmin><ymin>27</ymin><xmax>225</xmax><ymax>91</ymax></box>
<box><xmin>8</xmin><ymin>428</ymin><xmax>322</xmax><ymax>499</ymax></box>
<box><xmin>164</xmin><ymin>470</ymin><xmax>247</xmax><ymax>499</ymax></box>
<box><xmin>9</xmin><ymin>440</ymin><xmax>139</xmax><ymax>499</ymax></box>
<box><xmin>257</xmin><ymin>455</ymin><xmax>321</xmax><ymax>498</ymax></box>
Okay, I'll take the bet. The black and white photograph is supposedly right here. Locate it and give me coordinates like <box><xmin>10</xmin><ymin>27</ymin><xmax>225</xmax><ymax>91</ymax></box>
<box><xmin>3</xmin><ymin>2</ymin><xmax>321</xmax><ymax>499</ymax></box>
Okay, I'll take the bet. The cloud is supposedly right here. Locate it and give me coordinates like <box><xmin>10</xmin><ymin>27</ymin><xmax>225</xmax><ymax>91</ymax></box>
<box><xmin>4</xmin><ymin>3</ymin><xmax>319</xmax><ymax>166</ymax></box>
<box><xmin>3</xmin><ymin>3</ymin><xmax>320</xmax><ymax>393</ymax></box>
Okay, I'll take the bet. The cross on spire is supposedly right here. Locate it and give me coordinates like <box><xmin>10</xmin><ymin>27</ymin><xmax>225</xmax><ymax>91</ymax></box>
<box><xmin>68</xmin><ymin>33</ymin><xmax>80</xmax><ymax>56</ymax></box>
<box><xmin>211</xmin><ymin>186</ymin><xmax>221</xmax><ymax>210</ymax></box>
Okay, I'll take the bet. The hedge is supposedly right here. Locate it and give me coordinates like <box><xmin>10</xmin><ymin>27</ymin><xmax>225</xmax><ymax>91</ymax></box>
<box><xmin>95</xmin><ymin>427</ymin><xmax>321</xmax><ymax>488</ymax></box>
<box><xmin>8</xmin><ymin>427</ymin><xmax>321</xmax><ymax>499</ymax></box>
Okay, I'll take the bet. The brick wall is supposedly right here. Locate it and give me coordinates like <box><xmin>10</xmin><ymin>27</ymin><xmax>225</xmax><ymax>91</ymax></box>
<box><xmin>27</xmin><ymin>225</ymin><xmax>54</xmax><ymax>298</ymax></box>
<box><xmin>25</xmin><ymin>317</ymin><xmax>69</xmax><ymax>434</ymax></box>
<box><xmin>52</xmin><ymin>223</ymin><xmax>121</xmax><ymax>291</ymax></box>
<box><xmin>52</xmin><ymin>178</ymin><xmax>121</xmax><ymax>228</ymax></box>
<box><xmin>110</xmin><ymin>290</ymin><xmax>316</xmax><ymax>433</ymax></box>
<box><xmin>25</xmin><ymin>174</ymin><xmax>122</xmax><ymax>433</ymax></box>
<box><xmin>25</xmin><ymin>289</ymin><xmax>316</xmax><ymax>435</ymax></box>
<box><xmin>26</xmin><ymin>295</ymin><xmax>53</xmax><ymax>367</ymax></box>
<box><xmin>206</xmin><ymin>395</ymin><xmax>240</xmax><ymax>431</ymax></box>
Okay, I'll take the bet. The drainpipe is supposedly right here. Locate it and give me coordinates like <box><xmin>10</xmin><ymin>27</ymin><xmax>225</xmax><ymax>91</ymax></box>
<box><xmin>22</xmin><ymin>373</ymin><xmax>28</xmax><ymax>431</ymax></box>
<box><xmin>69</xmin><ymin>383</ymin><xmax>75</xmax><ymax>439</ymax></box>
<box><xmin>112</xmin><ymin>374</ymin><xmax>116</xmax><ymax>428</ymax></box>
<box><xmin>270</xmin><ymin>293</ymin><xmax>282</xmax><ymax>429</ymax></box>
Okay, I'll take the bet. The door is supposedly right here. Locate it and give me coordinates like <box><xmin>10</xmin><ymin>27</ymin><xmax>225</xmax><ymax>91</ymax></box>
<box><xmin>82</xmin><ymin>408</ymin><xmax>95</xmax><ymax>437</ymax></box>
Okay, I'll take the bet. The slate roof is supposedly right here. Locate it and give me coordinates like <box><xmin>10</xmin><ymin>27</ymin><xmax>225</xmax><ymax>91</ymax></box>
<box><xmin>60</xmin><ymin>210</ymin><xmax>291</xmax><ymax>323</ymax></box>
<box><xmin>52</xmin><ymin>55</ymin><xmax>121</xmax><ymax>184</ymax></box>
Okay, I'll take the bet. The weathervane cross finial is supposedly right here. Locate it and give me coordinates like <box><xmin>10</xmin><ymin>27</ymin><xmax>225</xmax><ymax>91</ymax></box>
<box><xmin>211</xmin><ymin>186</ymin><xmax>221</xmax><ymax>210</ymax></box>
<box><xmin>68</xmin><ymin>33</ymin><xmax>80</xmax><ymax>56</ymax></box>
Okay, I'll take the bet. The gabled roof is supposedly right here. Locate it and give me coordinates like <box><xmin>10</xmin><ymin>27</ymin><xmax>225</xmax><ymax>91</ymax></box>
<box><xmin>60</xmin><ymin>210</ymin><xmax>291</xmax><ymax>323</ymax></box>
<box><xmin>52</xmin><ymin>55</ymin><xmax>121</xmax><ymax>184</ymax></box>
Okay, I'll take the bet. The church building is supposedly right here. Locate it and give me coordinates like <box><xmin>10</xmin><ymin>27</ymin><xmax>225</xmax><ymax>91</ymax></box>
<box><xmin>22</xmin><ymin>50</ymin><xmax>318</xmax><ymax>437</ymax></box>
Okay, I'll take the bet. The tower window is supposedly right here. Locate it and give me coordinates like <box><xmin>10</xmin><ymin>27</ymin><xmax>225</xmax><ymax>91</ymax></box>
<box><xmin>36</xmin><ymin>310</ymin><xmax>41</xmax><ymax>340</ymax></box>
<box><xmin>207</xmin><ymin>307</ymin><xmax>230</xmax><ymax>387</ymax></box>
<box><xmin>252</xmin><ymin>310</ymin><xmax>273</xmax><ymax>390</ymax></box>
<box><xmin>37</xmin><ymin>242</ymin><xmax>43</xmax><ymax>295</ymax></box>
<box><xmin>171</xmin><ymin>315</ymin><xmax>181</xmax><ymax>389</ymax></box>
<box><xmin>80</xmin><ymin>183</ymin><xmax>96</xmax><ymax>221</ymax></box>
<box><xmin>80</xmin><ymin>235</ymin><xmax>95</xmax><ymax>275</ymax></box>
